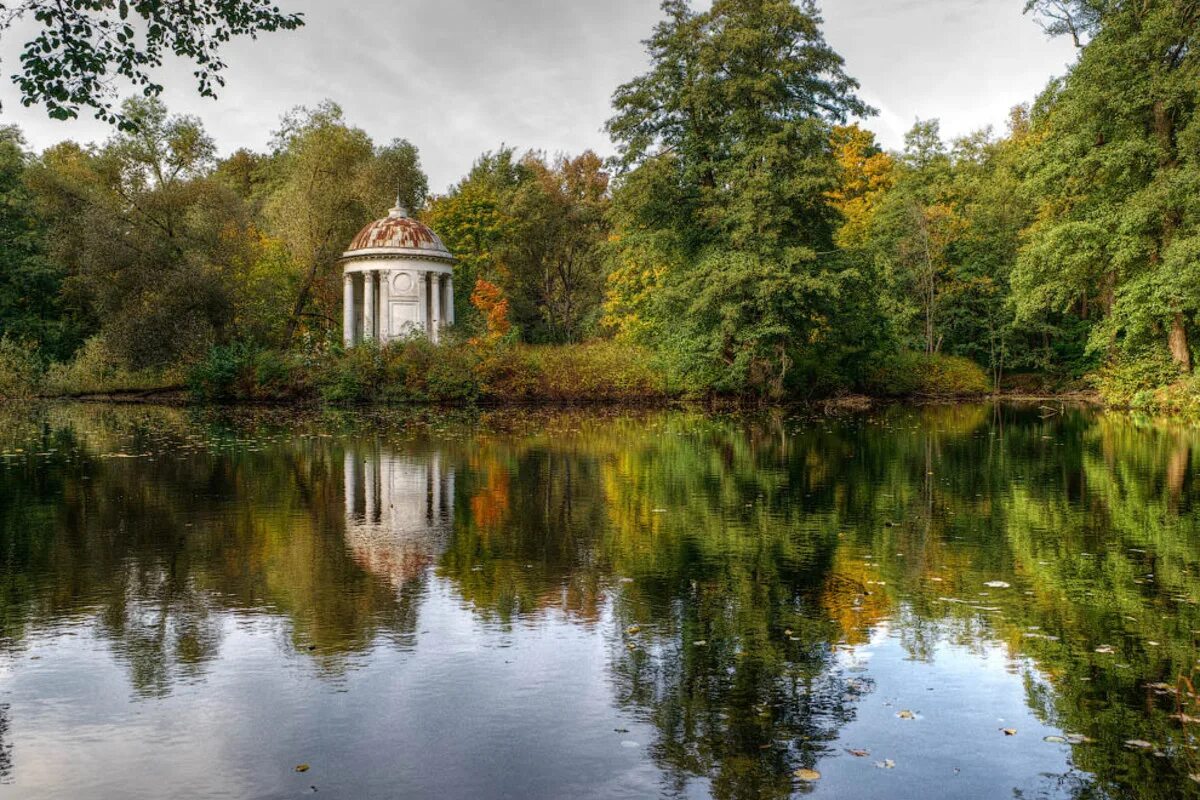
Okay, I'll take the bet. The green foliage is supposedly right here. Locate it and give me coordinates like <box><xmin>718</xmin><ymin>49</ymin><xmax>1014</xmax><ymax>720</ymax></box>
<box><xmin>0</xmin><ymin>337</ymin><xmax>42</xmax><ymax>398</ymax></box>
<box><xmin>485</xmin><ymin>341</ymin><xmax>670</xmax><ymax>402</ymax></box>
<box><xmin>4</xmin><ymin>0</ymin><xmax>303</xmax><ymax>127</ymax></box>
<box><xmin>862</xmin><ymin>351</ymin><xmax>991</xmax><ymax>397</ymax></box>
<box><xmin>264</xmin><ymin>101</ymin><xmax>429</xmax><ymax>343</ymax></box>
<box><xmin>313</xmin><ymin>338</ymin><xmax>481</xmax><ymax>405</ymax></box>
<box><xmin>42</xmin><ymin>337</ymin><xmax>176</xmax><ymax>396</ymax></box>
<box><xmin>605</xmin><ymin>0</ymin><xmax>879</xmax><ymax>399</ymax></box>
<box><xmin>0</xmin><ymin>126</ymin><xmax>86</xmax><ymax>361</ymax></box>
<box><xmin>427</xmin><ymin>148</ymin><xmax>611</xmax><ymax>343</ymax></box>
<box><xmin>1012</xmin><ymin>0</ymin><xmax>1200</xmax><ymax>378</ymax></box>
<box><xmin>187</xmin><ymin>341</ymin><xmax>298</xmax><ymax>402</ymax></box>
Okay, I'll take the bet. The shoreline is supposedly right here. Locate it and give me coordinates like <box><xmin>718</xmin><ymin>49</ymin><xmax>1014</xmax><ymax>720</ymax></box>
<box><xmin>25</xmin><ymin>388</ymin><xmax>1106</xmax><ymax>410</ymax></box>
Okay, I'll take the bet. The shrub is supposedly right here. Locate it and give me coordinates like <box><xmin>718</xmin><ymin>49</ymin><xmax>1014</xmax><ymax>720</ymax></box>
<box><xmin>862</xmin><ymin>351</ymin><xmax>990</xmax><ymax>397</ymax></box>
<box><xmin>187</xmin><ymin>342</ymin><xmax>300</xmax><ymax>402</ymax></box>
<box><xmin>42</xmin><ymin>337</ymin><xmax>177</xmax><ymax>396</ymax></box>
<box><xmin>1093</xmin><ymin>350</ymin><xmax>1180</xmax><ymax>408</ymax></box>
<box><xmin>522</xmin><ymin>341</ymin><xmax>668</xmax><ymax>401</ymax></box>
<box><xmin>0</xmin><ymin>337</ymin><xmax>42</xmax><ymax>398</ymax></box>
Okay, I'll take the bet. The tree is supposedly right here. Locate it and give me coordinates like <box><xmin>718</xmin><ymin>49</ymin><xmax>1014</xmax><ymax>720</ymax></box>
<box><xmin>828</xmin><ymin>124</ymin><xmax>895</xmax><ymax>250</ymax></box>
<box><xmin>27</xmin><ymin>96</ymin><xmax>244</xmax><ymax>368</ymax></box>
<box><xmin>605</xmin><ymin>0</ymin><xmax>876</xmax><ymax>397</ymax></box>
<box><xmin>1</xmin><ymin>0</ymin><xmax>303</xmax><ymax>127</ymax></box>
<box><xmin>428</xmin><ymin>147</ymin><xmax>610</xmax><ymax>343</ymax></box>
<box><xmin>426</xmin><ymin>148</ymin><xmax>522</xmax><ymax>332</ymax></box>
<box><xmin>0</xmin><ymin>125</ymin><xmax>84</xmax><ymax>359</ymax></box>
<box><xmin>503</xmin><ymin>151</ymin><xmax>610</xmax><ymax>343</ymax></box>
<box><xmin>263</xmin><ymin>101</ymin><xmax>427</xmax><ymax>343</ymax></box>
<box><xmin>1012</xmin><ymin>0</ymin><xmax>1200</xmax><ymax>377</ymax></box>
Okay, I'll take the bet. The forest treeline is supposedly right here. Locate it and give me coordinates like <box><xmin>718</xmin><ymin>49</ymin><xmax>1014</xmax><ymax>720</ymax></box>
<box><xmin>0</xmin><ymin>0</ymin><xmax>1196</xmax><ymax>407</ymax></box>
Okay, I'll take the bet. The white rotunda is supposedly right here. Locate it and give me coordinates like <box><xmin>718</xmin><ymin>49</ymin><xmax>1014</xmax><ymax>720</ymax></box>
<box><xmin>341</xmin><ymin>203</ymin><xmax>455</xmax><ymax>346</ymax></box>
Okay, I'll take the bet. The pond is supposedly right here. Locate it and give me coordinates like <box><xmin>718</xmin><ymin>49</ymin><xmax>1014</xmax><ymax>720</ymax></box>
<box><xmin>0</xmin><ymin>402</ymin><xmax>1197</xmax><ymax>799</ymax></box>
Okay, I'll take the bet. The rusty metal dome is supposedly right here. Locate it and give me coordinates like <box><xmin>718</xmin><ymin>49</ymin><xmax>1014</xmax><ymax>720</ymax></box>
<box><xmin>342</xmin><ymin>205</ymin><xmax>454</xmax><ymax>263</ymax></box>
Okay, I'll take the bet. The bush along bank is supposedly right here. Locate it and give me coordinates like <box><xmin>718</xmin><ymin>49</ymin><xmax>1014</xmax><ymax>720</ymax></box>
<box><xmin>185</xmin><ymin>336</ymin><xmax>677</xmax><ymax>405</ymax></box>
<box><xmin>182</xmin><ymin>341</ymin><xmax>994</xmax><ymax>405</ymax></box>
<box><xmin>2</xmin><ymin>332</ymin><xmax>996</xmax><ymax>406</ymax></box>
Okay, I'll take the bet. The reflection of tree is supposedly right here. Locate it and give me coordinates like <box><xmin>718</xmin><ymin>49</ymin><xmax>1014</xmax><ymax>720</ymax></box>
<box><xmin>0</xmin><ymin>703</ymin><xmax>12</xmax><ymax>784</ymax></box>
<box><xmin>436</xmin><ymin>413</ymin><xmax>869</xmax><ymax>799</ymax></box>
<box><xmin>0</xmin><ymin>405</ymin><xmax>427</xmax><ymax>695</ymax></box>
<box><xmin>11</xmin><ymin>402</ymin><xmax>1200</xmax><ymax>797</ymax></box>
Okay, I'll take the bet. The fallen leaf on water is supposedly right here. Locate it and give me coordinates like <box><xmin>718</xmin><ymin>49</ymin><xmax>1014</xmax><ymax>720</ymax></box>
<box><xmin>626</xmin><ymin>625</ymin><xmax>641</xmax><ymax>636</ymax></box>
<box><xmin>295</xmin><ymin>764</ymin><xmax>310</xmax><ymax>773</ymax></box>
<box><xmin>875</xmin><ymin>759</ymin><xmax>896</xmax><ymax>769</ymax></box>
<box><xmin>794</xmin><ymin>769</ymin><xmax>821</xmax><ymax>782</ymax></box>
<box><xmin>984</xmin><ymin>581</ymin><xmax>1011</xmax><ymax>589</ymax></box>
<box><xmin>897</xmin><ymin>710</ymin><xmax>915</xmax><ymax>720</ymax></box>
<box><xmin>846</xmin><ymin>748</ymin><xmax>870</xmax><ymax>757</ymax></box>
<box><xmin>1043</xmin><ymin>736</ymin><xmax>1067</xmax><ymax>744</ymax></box>
<box><xmin>1001</xmin><ymin>728</ymin><xmax>1017</xmax><ymax>736</ymax></box>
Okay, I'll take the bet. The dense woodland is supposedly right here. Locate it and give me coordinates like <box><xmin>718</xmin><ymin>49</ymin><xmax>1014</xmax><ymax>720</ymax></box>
<box><xmin>0</xmin><ymin>0</ymin><xmax>1197</xmax><ymax>407</ymax></box>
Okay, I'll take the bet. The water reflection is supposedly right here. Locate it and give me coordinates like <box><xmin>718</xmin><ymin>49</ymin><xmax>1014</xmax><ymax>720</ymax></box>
<box><xmin>344</xmin><ymin>444</ymin><xmax>454</xmax><ymax>589</ymax></box>
<box><xmin>0</xmin><ymin>403</ymin><xmax>1199</xmax><ymax>798</ymax></box>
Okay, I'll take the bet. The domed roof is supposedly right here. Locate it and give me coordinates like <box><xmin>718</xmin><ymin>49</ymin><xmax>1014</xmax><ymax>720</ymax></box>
<box><xmin>342</xmin><ymin>205</ymin><xmax>454</xmax><ymax>263</ymax></box>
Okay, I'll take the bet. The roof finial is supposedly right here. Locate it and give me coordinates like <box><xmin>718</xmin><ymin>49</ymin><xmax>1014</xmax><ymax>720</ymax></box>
<box><xmin>390</xmin><ymin>184</ymin><xmax>408</xmax><ymax>218</ymax></box>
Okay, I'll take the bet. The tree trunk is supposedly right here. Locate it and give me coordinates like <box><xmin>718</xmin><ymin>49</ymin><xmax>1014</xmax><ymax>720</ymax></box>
<box><xmin>1169</xmin><ymin>312</ymin><xmax>1192</xmax><ymax>373</ymax></box>
<box><xmin>284</xmin><ymin>260</ymin><xmax>322</xmax><ymax>344</ymax></box>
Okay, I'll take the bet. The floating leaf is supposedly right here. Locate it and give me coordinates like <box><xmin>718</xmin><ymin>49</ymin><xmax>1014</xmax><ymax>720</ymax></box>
<box><xmin>1043</xmin><ymin>735</ymin><xmax>1067</xmax><ymax>744</ymax></box>
<box><xmin>875</xmin><ymin>759</ymin><xmax>896</xmax><ymax>769</ymax></box>
<box><xmin>897</xmin><ymin>709</ymin><xmax>915</xmax><ymax>719</ymax></box>
<box><xmin>1001</xmin><ymin>728</ymin><xmax>1017</xmax><ymax>736</ymax></box>
<box><xmin>794</xmin><ymin>769</ymin><xmax>821</xmax><ymax>782</ymax></box>
<box><xmin>846</xmin><ymin>748</ymin><xmax>870</xmax><ymax>757</ymax></box>
<box><xmin>295</xmin><ymin>764</ymin><xmax>310</xmax><ymax>773</ymax></box>
<box><xmin>984</xmin><ymin>581</ymin><xmax>1011</xmax><ymax>589</ymax></box>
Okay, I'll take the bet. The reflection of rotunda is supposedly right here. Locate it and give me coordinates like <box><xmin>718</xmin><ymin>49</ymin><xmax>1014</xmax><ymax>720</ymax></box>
<box><xmin>343</xmin><ymin>445</ymin><xmax>454</xmax><ymax>588</ymax></box>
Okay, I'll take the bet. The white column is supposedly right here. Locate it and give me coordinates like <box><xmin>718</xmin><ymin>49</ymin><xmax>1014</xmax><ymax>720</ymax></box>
<box><xmin>379</xmin><ymin>270</ymin><xmax>391</xmax><ymax>343</ymax></box>
<box><xmin>343</xmin><ymin>273</ymin><xmax>355</xmax><ymax>347</ymax></box>
<box><xmin>363</xmin><ymin>271</ymin><xmax>376</xmax><ymax>341</ymax></box>
<box><xmin>436</xmin><ymin>273</ymin><xmax>446</xmax><ymax>343</ymax></box>
<box><xmin>444</xmin><ymin>275</ymin><xmax>455</xmax><ymax>326</ymax></box>
<box><xmin>365</xmin><ymin>452</ymin><xmax>377</xmax><ymax>523</ymax></box>
<box><xmin>344</xmin><ymin>451</ymin><xmax>359</xmax><ymax>517</ymax></box>
<box><xmin>418</xmin><ymin>272</ymin><xmax>429</xmax><ymax>337</ymax></box>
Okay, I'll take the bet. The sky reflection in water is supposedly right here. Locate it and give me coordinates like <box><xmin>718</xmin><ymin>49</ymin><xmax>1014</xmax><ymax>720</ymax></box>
<box><xmin>0</xmin><ymin>402</ymin><xmax>1197</xmax><ymax>799</ymax></box>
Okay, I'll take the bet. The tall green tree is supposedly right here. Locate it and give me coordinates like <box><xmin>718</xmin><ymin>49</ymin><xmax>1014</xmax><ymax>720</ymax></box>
<box><xmin>1013</xmin><ymin>0</ymin><xmax>1200</xmax><ymax>379</ymax></box>
<box><xmin>605</xmin><ymin>0</ymin><xmax>876</xmax><ymax>397</ymax></box>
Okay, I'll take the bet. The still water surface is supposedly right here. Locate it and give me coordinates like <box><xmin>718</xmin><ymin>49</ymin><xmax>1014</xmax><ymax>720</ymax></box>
<box><xmin>0</xmin><ymin>402</ymin><xmax>1198</xmax><ymax>799</ymax></box>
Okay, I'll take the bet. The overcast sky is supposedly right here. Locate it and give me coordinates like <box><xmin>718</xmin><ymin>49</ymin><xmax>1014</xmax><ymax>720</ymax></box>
<box><xmin>0</xmin><ymin>0</ymin><xmax>1077</xmax><ymax>195</ymax></box>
